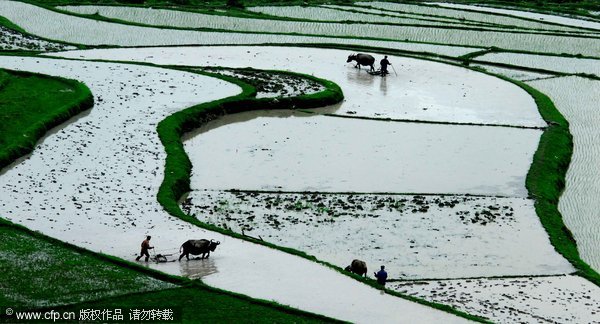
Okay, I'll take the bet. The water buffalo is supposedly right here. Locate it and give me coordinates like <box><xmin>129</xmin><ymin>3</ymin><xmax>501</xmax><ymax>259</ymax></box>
<box><xmin>345</xmin><ymin>259</ymin><xmax>368</xmax><ymax>277</ymax></box>
<box><xmin>346</xmin><ymin>53</ymin><xmax>375</xmax><ymax>71</ymax></box>
<box><xmin>179</xmin><ymin>239</ymin><xmax>220</xmax><ymax>261</ymax></box>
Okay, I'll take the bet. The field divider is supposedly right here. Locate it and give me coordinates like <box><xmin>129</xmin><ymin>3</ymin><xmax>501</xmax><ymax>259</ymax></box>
<box><xmin>388</xmin><ymin>272</ymin><xmax>577</xmax><ymax>283</ymax></box>
<box><xmin>318</xmin><ymin>111</ymin><xmax>546</xmax><ymax>130</ymax></box>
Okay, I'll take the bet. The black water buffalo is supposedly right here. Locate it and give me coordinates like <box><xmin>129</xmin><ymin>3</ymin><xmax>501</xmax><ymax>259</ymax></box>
<box><xmin>345</xmin><ymin>259</ymin><xmax>368</xmax><ymax>277</ymax></box>
<box><xmin>346</xmin><ymin>53</ymin><xmax>375</xmax><ymax>71</ymax></box>
<box><xmin>179</xmin><ymin>239</ymin><xmax>220</xmax><ymax>261</ymax></box>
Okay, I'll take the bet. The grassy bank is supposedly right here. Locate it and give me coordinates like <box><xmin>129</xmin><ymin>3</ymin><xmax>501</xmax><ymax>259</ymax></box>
<box><xmin>48</xmin><ymin>286</ymin><xmax>341</xmax><ymax>323</ymax></box>
<box><xmin>0</xmin><ymin>69</ymin><xmax>93</xmax><ymax>171</ymax></box>
<box><xmin>519</xmin><ymin>82</ymin><xmax>600</xmax><ymax>286</ymax></box>
<box><xmin>0</xmin><ymin>220</ymin><xmax>173</xmax><ymax>309</ymax></box>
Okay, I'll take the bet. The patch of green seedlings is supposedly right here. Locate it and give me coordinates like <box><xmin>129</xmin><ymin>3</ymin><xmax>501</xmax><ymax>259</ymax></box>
<box><xmin>0</xmin><ymin>69</ymin><xmax>93</xmax><ymax>170</ymax></box>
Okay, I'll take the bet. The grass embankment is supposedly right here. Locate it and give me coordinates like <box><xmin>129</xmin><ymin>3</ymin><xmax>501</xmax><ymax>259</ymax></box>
<box><xmin>0</xmin><ymin>220</ymin><xmax>173</xmax><ymax>309</ymax></box>
<box><xmin>0</xmin><ymin>16</ymin><xmax>27</xmax><ymax>34</ymax></box>
<box><xmin>520</xmin><ymin>82</ymin><xmax>600</xmax><ymax>286</ymax></box>
<box><xmin>50</xmin><ymin>287</ymin><xmax>339</xmax><ymax>323</ymax></box>
<box><xmin>0</xmin><ymin>69</ymin><xmax>93</xmax><ymax>170</ymax></box>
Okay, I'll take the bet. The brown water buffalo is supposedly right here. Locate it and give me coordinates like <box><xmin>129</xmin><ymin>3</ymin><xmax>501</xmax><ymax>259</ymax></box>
<box><xmin>179</xmin><ymin>239</ymin><xmax>220</xmax><ymax>261</ymax></box>
<box><xmin>345</xmin><ymin>259</ymin><xmax>368</xmax><ymax>277</ymax></box>
<box><xmin>346</xmin><ymin>53</ymin><xmax>375</xmax><ymax>71</ymax></box>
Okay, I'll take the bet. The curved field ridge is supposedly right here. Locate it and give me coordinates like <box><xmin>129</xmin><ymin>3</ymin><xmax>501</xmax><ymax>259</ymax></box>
<box><xmin>527</xmin><ymin>76</ymin><xmax>600</xmax><ymax>274</ymax></box>
<box><xmin>0</xmin><ymin>69</ymin><xmax>93</xmax><ymax>171</ymax></box>
<box><xmin>0</xmin><ymin>56</ymin><xmax>467</xmax><ymax>323</ymax></box>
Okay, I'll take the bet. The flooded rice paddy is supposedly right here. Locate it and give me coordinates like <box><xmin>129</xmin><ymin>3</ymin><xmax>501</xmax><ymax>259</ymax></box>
<box><xmin>393</xmin><ymin>275</ymin><xmax>600</xmax><ymax>323</ymax></box>
<box><xmin>182</xmin><ymin>109</ymin><xmax>540</xmax><ymax>196</ymax></box>
<box><xmin>53</xmin><ymin>46</ymin><xmax>545</xmax><ymax>127</ymax></box>
<box><xmin>183</xmin><ymin>190</ymin><xmax>573</xmax><ymax>279</ymax></box>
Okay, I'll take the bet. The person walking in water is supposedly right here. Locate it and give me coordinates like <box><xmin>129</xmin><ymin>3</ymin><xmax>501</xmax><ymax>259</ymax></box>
<box><xmin>380</xmin><ymin>56</ymin><xmax>391</xmax><ymax>77</ymax></box>
<box><xmin>374</xmin><ymin>265</ymin><xmax>388</xmax><ymax>286</ymax></box>
<box><xmin>135</xmin><ymin>235</ymin><xmax>154</xmax><ymax>262</ymax></box>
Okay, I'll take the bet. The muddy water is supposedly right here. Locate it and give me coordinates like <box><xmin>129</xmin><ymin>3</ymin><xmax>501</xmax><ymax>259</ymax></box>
<box><xmin>183</xmin><ymin>109</ymin><xmax>540</xmax><ymax>196</ymax></box>
<box><xmin>527</xmin><ymin>76</ymin><xmax>600</xmax><ymax>272</ymax></box>
<box><xmin>52</xmin><ymin>46</ymin><xmax>545</xmax><ymax>127</ymax></box>
<box><xmin>393</xmin><ymin>275</ymin><xmax>600</xmax><ymax>323</ymax></box>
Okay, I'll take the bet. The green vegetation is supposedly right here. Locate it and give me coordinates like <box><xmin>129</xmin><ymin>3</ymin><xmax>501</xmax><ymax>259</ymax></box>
<box><xmin>519</xmin><ymin>82</ymin><xmax>600</xmax><ymax>286</ymax></box>
<box><xmin>51</xmin><ymin>286</ymin><xmax>340</xmax><ymax>323</ymax></box>
<box><xmin>0</xmin><ymin>15</ymin><xmax>26</xmax><ymax>33</ymax></box>
<box><xmin>0</xmin><ymin>69</ymin><xmax>93</xmax><ymax>170</ymax></box>
<box><xmin>0</xmin><ymin>220</ymin><xmax>172</xmax><ymax>308</ymax></box>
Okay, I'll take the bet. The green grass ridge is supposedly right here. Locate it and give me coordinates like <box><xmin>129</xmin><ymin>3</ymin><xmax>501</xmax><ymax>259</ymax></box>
<box><xmin>0</xmin><ymin>15</ymin><xmax>27</xmax><ymax>33</ymax></box>
<box><xmin>0</xmin><ymin>69</ymin><xmax>94</xmax><ymax>171</ymax></box>
<box><xmin>517</xmin><ymin>81</ymin><xmax>600</xmax><ymax>286</ymax></box>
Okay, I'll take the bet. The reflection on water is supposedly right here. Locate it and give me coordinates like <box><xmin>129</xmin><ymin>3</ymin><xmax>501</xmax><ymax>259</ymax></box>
<box><xmin>345</xmin><ymin>66</ymin><xmax>375</xmax><ymax>88</ymax></box>
<box><xmin>179</xmin><ymin>257</ymin><xmax>218</xmax><ymax>280</ymax></box>
<box><xmin>379</xmin><ymin>76</ymin><xmax>388</xmax><ymax>96</ymax></box>
<box><xmin>181</xmin><ymin>107</ymin><xmax>350</xmax><ymax>141</ymax></box>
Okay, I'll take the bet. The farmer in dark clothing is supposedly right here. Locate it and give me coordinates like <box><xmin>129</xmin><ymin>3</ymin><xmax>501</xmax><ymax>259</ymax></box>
<box><xmin>135</xmin><ymin>235</ymin><xmax>153</xmax><ymax>262</ymax></box>
<box><xmin>380</xmin><ymin>56</ymin><xmax>391</xmax><ymax>77</ymax></box>
<box><xmin>374</xmin><ymin>265</ymin><xmax>388</xmax><ymax>286</ymax></box>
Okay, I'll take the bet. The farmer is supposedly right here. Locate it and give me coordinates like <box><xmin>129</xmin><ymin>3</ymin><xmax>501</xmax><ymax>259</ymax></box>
<box><xmin>374</xmin><ymin>265</ymin><xmax>388</xmax><ymax>286</ymax></box>
<box><xmin>380</xmin><ymin>56</ymin><xmax>391</xmax><ymax>77</ymax></box>
<box><xmin>135</xmin><ymin>235</ymin><xmax>154</xmax><ymax>262</ymax></box>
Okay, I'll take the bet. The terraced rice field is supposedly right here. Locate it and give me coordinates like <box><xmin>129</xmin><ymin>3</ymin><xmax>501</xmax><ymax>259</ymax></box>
<box><xmin>1</xmin><ymin>0</ymin><xmax>599</xmax><ymax>323</ymax></box>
